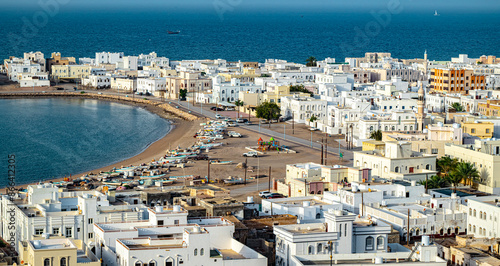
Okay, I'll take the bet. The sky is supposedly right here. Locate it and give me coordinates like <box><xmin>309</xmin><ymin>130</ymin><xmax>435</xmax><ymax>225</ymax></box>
<box><xmin>3</xmin><ymin>0</ymin><xmax>500</xmax><ymax>13</ymax></box>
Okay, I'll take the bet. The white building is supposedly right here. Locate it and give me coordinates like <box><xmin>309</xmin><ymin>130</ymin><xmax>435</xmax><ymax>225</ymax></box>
<box><xmin>83</xmin><ymin>74</ymin><xmax>111</xmax><ymax>89</ymax></box>
<box><xmin>94</xmin><ymin>206</ymin><xmax>267</xmax><ymax>266</ymax></box>
<box><xmin>137</xmin><ymin>77</ymin><xmax>166</xmax><ymax>94</ymax></box>
<box><xmin>116</xmin><ymin>56</ymin><xmax>138</xmax><ymax>71</ymax></box>
<box><xmin>280</xmin><ymin>96</ymin><xmax>328</xmax><ymax>123</ymax></box>
<box><xmin>0</xmin><ymin>183</ymin><xmax>147</xmax><ymax>254</ymax></box>
<box><xmin>211</xmin><ymin>76</ymin><xmax>261</xmax><ymax>103</ymax></box>
<box><xmin>4</xmin><ymin>58</ymin><xmax>44</xmax><ymax>82</ymax></box>
<box><xmin>467</xmin><ymin>196</ymin><xmax>500</xmax><ymax>238</ymax></box>
<box><xmin>353</xmin><ymin>141</ymin><xmax>437</xmax><ymax>181</ymax></box>
<box><xmin>95</xmin><ymin>52</ymin><xmax>124</xmax><ymax>64</ymax></box>
<box><xmin>261</xmin><ymin>196</ymin><xmax>342</xmax><ymax>222</ymax></box>
<box><xmin>18</xmin><ymin>72</ymin><xmax>50</xmax><ymax>87</ymax></box>
<box><xmin>111</xmin><ymin>77</ymin><xmax>137</xmax><ymax>92</ymax></box>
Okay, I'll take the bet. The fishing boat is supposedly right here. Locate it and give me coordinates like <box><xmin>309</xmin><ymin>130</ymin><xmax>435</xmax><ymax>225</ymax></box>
<box><xmin>102</xmin><ymin>181</ymin><xmax>122</xmax><ymax>186</ymax></box>
<box><xmin>210</xmin><ymin>160</ymin><xmax>232</xmax><ymax>165</ymax></box>
<box><xmin>434</xmin><ymin>10</ymin><xmax>440</xmax><ymax>16</ymax></box>
<box><xmin>167</xmin><ymin>30</ymin><xmax>180</xmax><ymax>34</ymax></box>
<box><xmin>139</xmin><ymin>174</ymin><xmax>167</xmax><ymax>180</ymax></box>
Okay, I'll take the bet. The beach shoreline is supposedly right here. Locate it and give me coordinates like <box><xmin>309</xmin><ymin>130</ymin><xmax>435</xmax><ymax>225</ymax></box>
<box><xmin>0</xmin><ymin>92</ymin><xmax>202</xmax><ymax>190</ymax></box>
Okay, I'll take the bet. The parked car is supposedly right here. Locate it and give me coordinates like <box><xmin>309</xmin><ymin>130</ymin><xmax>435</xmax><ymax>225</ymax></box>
<box><xmin>226</xmin><ymin>107</ymin><xmax>235</xmax><ymax>111</ymax></box>
<box><xmin>56</xmin><ymin>87</ymin><xmax>64</xmax><ymax>90</ymax></box>
<box><xmin>265</xmin><ymin>193</ymin><xmax>285</xmax><ymax>199</ymax></box>
<box><xmin>236</xmin><ymin>118</ymin><xmax>248</xmax><ymax>123</ymax></box>
<box><xmin>227</xmin><ymin>122</ymin><xmax>238</xmax><ymax>127</ymax></box>
<box><xmin>215</xmin><ymin>114</ymin><xmax>222</xmax><ymax>119</ymax></box>
<box><xmin>309</xmin><ymin>127</ymin><xmax>318</xmax><ymax>131</ymax></box>
<box><xmin>260</xmin><ymin>119</ymin><xmax>268</xmax><ymax>124</ymax></box>
<box><xmin>210</xmin><ymin>107</ymin><xmax>217</xmax><ymax>110</ymax></box>
<box><xmin>228</xmin><ymin>131</ymin><xmax>242</xmax><ymax>138</ymax></box>
<box><xmin>259</xmin><ymin>191</ymin><xmax>272</xmax><ymax>198</ymax></box>
<box><xmin>243</xmin><ymin>151</ymin><xmax>258</xmax><ymax>157</ymax></box>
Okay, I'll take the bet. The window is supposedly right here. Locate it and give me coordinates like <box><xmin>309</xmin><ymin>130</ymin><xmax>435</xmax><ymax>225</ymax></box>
<box><xmin>165</xmin><ymin>259</ymin><xmax>174</xmax><ymax>266</ymax></box>
<box><xmin>194</xmin><ymin>248</ymin><xmax>198</xmax><ymax>256</ymax></box>
<box><xmin>158</xmin><ymin>220</ymin><xmax>164</xmax><ymax>226</ymax></box>
<box><xmin>174</xmin><ymin>220</ymin><xmax>179</xmax><ymax>225</ymax></box>
<box><xmin>431</xmin><ymin>149</ymin><xmax>439</xmax><ymax>154</ymax></box>
<box><xmin>308</xmin><ymin>245</ymin><xmax>314</xmax><ymax>254</ymax></box>
<box><xmin>60</xmin><ymin>258</ymin><xmax>67</xmax><ymax>266</ymax></box>
<box><xmin>44</xmin><ymin>258</ymin><xmax>51</xmax><ymax>266</ymax></box>
<box><xmin>53</xmin><ymin>228</ymin><xmax>60</xmax><ymax>235</ymax></box>
<box><xmin>366</xmin><ymin>236</ymin><xmax>374</xmax><ymax>250</ymax></box>
<box><xmin>317</xmin><ymin>243</ymin><xmax>323</xmax><ymax>253</ymax></box>
<box><xmin>486</xmin><ymin>129</ymin><xmax>490</xmax><ymax>133</ymax></box>
<box><xmin>200</xmin><ymin>248</ymin><xmax>204</xmax><ymax>256</ymax></box>
<box><xmin>35</xmin><ymin>228</ymin><xmax>44</xmax><ymax>235</ymax></box>
<box><xmin>88</xmin><ymin>218</ymin><xmax>93</xmax><ymax>224</ymax></box>
<box><xmin>377</xmin><ymin>236</ymin><xmax>384</xmax><ymax>249</ymax></box>
<box><xmin>88</xmin><ymin>233</ymin><xmax>94</xmax><ymax>239</ymax></box>
<box><xmin>471</xmin><ymin>128</ymin><xmax>476</xmax><ymax>133</ymax></box>
<box><xmin>65</xmin><ymin>227</ymin><xmax>72</xmax><ymax>237</ymax></box>
<box><xmin>149</xmin><ymin>260</ymin><xmax>156</xmax><ymax>266</ymax></box>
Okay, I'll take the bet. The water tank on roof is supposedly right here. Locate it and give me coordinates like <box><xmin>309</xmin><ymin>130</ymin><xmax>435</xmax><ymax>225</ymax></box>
<box><xmin>173</xmin><ymin>205</ymin><xmax>181</xmax><ymax>212</ymax></box>
<box><xmin>352</xmin><ymin>185</ymin><xmax>359</xmax><ymax>192</ymax></box>
<box><xmin>155</xmin><ymin>205</ymin><xmax>163</xmax><ymax>212</ymax></box>
<box><xmin>423</xmin><ymin>129</ymin><xmax>428</xmax><ymax>134</ymax></box>
<box><xmin>437</xmin><ymin>122</ymin><xmax>444</xmax><ymax>127</ymax></box>
<box><xmin>375</xmin><ymin>257</ymin><xmax>383</xmax><ymax>264</ymax></box>
<box><xmin>33</xmin><ymin>240</ymin><xmax>41</xmax><ymax>249</ymax></box>
<box><xmin>451</xmin><ymin>193</ymin><xmax>457</xmax><ymax>199</ymax></box>
<box><xmin>453</xmin><ymin>123</ymin><xmax>461</xmax><ymax>128</ymax></box>
<box><xmin>411</xmin><ymin>181</ymin><xmax>416</xmax><ymax>186</ymax></box>
<box><xmin>247</xmin><ymin>196</ymin><xmax>254</xmax><ymax>203</ymax></box>
<box><xmin>303</xmin><ymin>201</ymin><xmax>311</xmax><ymax>207</ymax></box>
<box><xmin>422</xmin><ymin>235</ymin><xmax>430</xmax><ymax>246</ymax></box>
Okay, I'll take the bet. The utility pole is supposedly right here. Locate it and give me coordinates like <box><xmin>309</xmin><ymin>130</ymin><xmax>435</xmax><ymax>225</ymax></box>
<box><xmin>328</xmin><ymin>241</ymin><xmax>333</xmax><ymax>266</ymax></box>
<box><xmin>269</xmin><ymin>109</ymin><xmax>272</xmax><ymax>128</ymax></box>
<box><xmin>268</xmin><ymin>166</ymin><xmax>271</xmax><ymax>190</ymax></box>
<box><xmin>325</xmin><ymin>137</ymin><xmax>328</xmax><ymax>165</ymax></box>
<box><xmin>244</xmin><ymin>158</ymin><xmax>248</xmax><ymax>184</ymax></box>
<box><xmin>207</xmin><ymin>160</ymin><xmax>211</xmax><ymax>184</ymax></box>
<box><xmin>284</xmin><ymin>123</ymin><xmax>286</xmax><ymax>140</ymax></box>
<box><xmin>407</xmin><ymin>208</ymin><xmax>410</xmax><ymax>246</ymax></box>
<box><xmin>321</xmin><ymin>138</ymin><xmax>324</xmax><ymax>165</ymax></box>
<box><xmin>292</xmin><ymin>112</ymin><xmax>295</xmax><ymax>135</ymax></box>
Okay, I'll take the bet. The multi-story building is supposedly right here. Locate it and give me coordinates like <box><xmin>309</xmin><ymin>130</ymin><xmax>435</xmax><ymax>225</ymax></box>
<box><xmin>461</xmin><ymin>121</ymin><xmax>494</xmax><ymax>139</ymax></box>
<box><xmin>95</xmin><ymin>52</ymin><xmax>124</xmax><ymax>64</ymax></box>
<box><xmin>164</xmin><ymin>71</ymin><xmax>212</xmax><ymax>100</ymax></box>
<box><xmin>24</xmin><ymin>51</ymin><xmax>46</xmax><ymax>70</ymax></box>
<box><xmin>280</xmin><ymin>96</ymin><xmax>328</xmax><ymax>123</ymax></box>
<box><xmin>18</xmin><ymin>72</ymin><xmax>51</xmax><ymax>87</ymax></box>
<box><xmin>51</xmin><ymin>65</ymin><xmax>92</xmax><ymax>80</ymax></box>
<box><xmin>467</xmin><ymin>196</ymin><xmax>500</xmax><ymax>238</ymax></box>
<box><xmin>261</xmin><ymin>196</ymin><xmax>342</xmax><ymax>221</ymax></box>
<box><xmin>46</xmin><ymin>52</ymin><xmax>76</xmax><ymax>72</ymax></box>
<box><xmin>110</xmin><ymin>77</ymin><xmax>137</xmax><ymax>92</ymax></box>
<box><xmin>94</xmin><ymin>206</ymin><xmax>267</xmax><ymax>266</ymax></box>
<box><xmin>353</xmin><ymin>141</ymin><xmax>437</xmax><ymax>181</ymax></box>
<box><xmin>4</xmin><ymin>58</ymin><xmax>44</xmax><ymax>82</ymax></box>
<box><xmin>136</xmin><ymin>77</ymin><xmax>167</xmax><ymax>94</ymax></box>
<box><xmin>18</xmin><ymin>238</ymin><xmax>100</xmax><ymax>266</ymax></box>
<box><xmin>430</xmin><ymin>68</ymin><xmax>486</xmax><ymax>94</ymax></box>
<box><xmin>445</xmin><ymin>139</ymin><xmax>500</xmax><ymax>193</ymax></box>
<box><xmin>0</xmin><ymin>183</ymin><xmax>147</xmax><ymax>254</ymax></box>
<box><xmin>82</xmin><ymin>74</ymin><xmax>111</xmax><ymax>89</ymax></box>
<box><xmin>211</xmin><ymin>76</ymin><xmax>260</xmax><ymax>103</ymax></box>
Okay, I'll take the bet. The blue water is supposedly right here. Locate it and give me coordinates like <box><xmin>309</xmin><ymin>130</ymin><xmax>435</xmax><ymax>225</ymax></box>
<box><xmin>0</xmin><ymin>98</ymin><xmax>171</xmax><ymax>187</ymax></box>
<box><xmin>0</xmin><ymin>10</ymin><xmax>498</xmax><ymax>62</ymax></box>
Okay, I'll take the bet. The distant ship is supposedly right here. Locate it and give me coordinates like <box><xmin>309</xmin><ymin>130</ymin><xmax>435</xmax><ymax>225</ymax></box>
<box><xmin>167</xmin><ymin>30</ymin><xmax>180</xmax><ymax>34</ymax></box>
<box><xmin>434</xmin><ymin>10</ymin><xmax>440</xmax><ymax>16</ymax></box>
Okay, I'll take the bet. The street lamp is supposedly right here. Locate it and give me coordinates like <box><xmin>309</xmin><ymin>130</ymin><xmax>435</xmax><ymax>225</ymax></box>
<box><xmin>328</xmin><ymin>241</ymin><xmax>333</xmax><ymax>266</ymax></box>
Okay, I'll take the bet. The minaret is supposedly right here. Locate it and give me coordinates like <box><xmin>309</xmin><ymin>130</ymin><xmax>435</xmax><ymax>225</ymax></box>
<box><xmin>423</xmin><ymin>50</ymin><xmax>428</xmax><ymax>81</ymax></box>
<box><xmin>417</xmin><ymin>82</ymin><xmax>426</xmax><ymax>131</ymax></box>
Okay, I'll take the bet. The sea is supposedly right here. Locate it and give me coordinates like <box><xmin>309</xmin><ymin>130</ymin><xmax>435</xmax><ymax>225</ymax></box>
<box><xmin>0</xmin><ymin>98</ymin><xmax>171</xmax><ymax>187</ymax></box>
<box><xmin>0</xmin><ymin>10</ymin><xmax>498</xmax><ymax>63</ymax></box>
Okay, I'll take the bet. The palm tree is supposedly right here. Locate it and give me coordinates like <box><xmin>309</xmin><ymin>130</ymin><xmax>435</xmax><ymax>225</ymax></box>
<box><xmin>454</xmin><ymin>162</ymin><xmax>480</xmax><ymax>186</ymax></box>
<box><xmin>418</xmin><ymin>175</ymin><xmax>448</xmax><ymax>189</ymax></box>
<box><xmin>306</xmin><ymin>56</ymin><xmax>317</xmax><ymax>67</ymax></box>
<box><xmin>450</xmin><ymin>102</ymin><xmax>464</xmax><ymax>112</ymax></box>
<box><xmin>437</xmin><ymin>156</ymin><xmax>458</xmax><ymax>177</ymax></box>
<box><xmin>446</xmin><ymin>173</ymin><xmax>463</xmax><ymax>193</ymax></box>
<box><xmin>234</xmin><ymin>100</ymin><xmax>244</xmax><ymax>119</ymax></box>
<box><xmin>369</xmin><ymin>130</ymin><xmax>382</xmax><ymax>141</ymax></box>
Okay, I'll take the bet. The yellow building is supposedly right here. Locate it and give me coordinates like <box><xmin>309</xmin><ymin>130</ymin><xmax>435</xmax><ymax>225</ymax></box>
<box><xmin>51</xmin><ymin>65</ymin><xmax>92</xmax><ymax>80</ymax></box>
<box><xmin>362</xmin><ymin>140</ymin><xmax>386</xmax><ymax>151</ymax></box>
<box><xmin>46</xmin><ymin>52</ymin><xmax>76</xmax><ymax>72</ymax></box>
<box><xmin>238</xmin><ymin>85</ymin><xmax>310</xmax><ymax>116</ymax></box>
<box><xmin>430</xmin><ymin>68</ymin><xmax>486</xmax><ymax>94</ymax></box>
<box><xmin>218</xmin><ymin>68</ymin><xmax>259</xmax><ymax>82</ymax></box>
<box><xmin>19</xmin><ymin>238</ymin><xmax>100</xmax><ymax>266</ymax></box>
<box><xmin>461</xmin><ymin>121</ymin><xmax>494</xmax><ymax>139</ymax></box>
<box><xmin>164</xmin><ymin>71</ymin><xmax>212</xmax><ymax>99</ymax></box>
<box><xmin>477</xmin><ymin>100</ymin><xmax>500</xmax><ymax>116</ymax></box>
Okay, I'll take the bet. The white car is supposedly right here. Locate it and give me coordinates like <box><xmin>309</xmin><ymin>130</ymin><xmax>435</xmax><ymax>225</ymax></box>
<box><xmin>259</xmin><ymin>191</ymin><xmax>272</xmax><ymax>198</ymax></box>
<box><xmin>215</xmin><ymin>114</ymin><xmax>222</xmax><ymax>119</ymax></box>
<box><xmin>309</xmin><ymin>127</ymin><xmax>318</xmax><ymax>131</ymax></box>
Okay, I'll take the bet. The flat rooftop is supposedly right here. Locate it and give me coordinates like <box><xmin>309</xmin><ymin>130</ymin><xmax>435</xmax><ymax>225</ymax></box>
<box><xmin>219</xmin><ymin>249</ymin><xmax>247</xmax><ymax>260</ymax></box>
<box><xmin>30</xmin><ymin>239</ymin><xmax>76</xmax><ymax>250</ymax></box>
<box><xmin>433</xmin><ymin>188</ymin><xmax>490</xmax><ymax>197</ymax></box>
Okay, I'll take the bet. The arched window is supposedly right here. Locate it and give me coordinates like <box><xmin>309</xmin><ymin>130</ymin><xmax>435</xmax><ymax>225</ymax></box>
<box><xmin>395</xmin><ymin>167</ymin><xmax>399</xmax><ymax>173</ymax></box>
<box><xmin>135</xmin><ymin>261</ymin><xmax>142</xmax><ymax>266</ymax></box>
<box><xmin>308</xmin><ymin>245</ymin><xmax>314</xmax><ymax>254</ymax></box>
<box><xmin>366</xmin><ymin>236</ymin><xmax>374</xmax><ymax>250</ymax></box>
<box><xmin>480</xmin><ymin>211</ymin><xmax>483</xmax><ymax>219</ymax></box>
<box><xmin>317</xmin><ymin>243</ymin><xmax>323</xmax><ymax>253</ymax></box>
<box><xmin>149</xmin><ymin>260</ymin><xmax>157</xmax><ymax>266</ymax></box>
<box><xmin>370</xmin><ymin>126</ymin><xmax>374</xmax><ymax>131</ymax></box>
<box><xmin>200</xmin><ymin>248</ymin><xmax>204</xmax><ymax>256</ymax></box>
<box><xmin>316</xmin><ymin>213</ymin><xmax>320</xmax><ymax>219</ymax></box>
<box><xmin>194</xmin><ymin>248</ymin><xmax>198</xmax><ymax>256</ymax></box>
<box><xmin>165</xmin><ymin>258</ymin><xmax>174</xmax><ymax>266</ymax></box>
<box><xmin>474</xmin><ymin>209</ymin><xmax>476</xmax><ymax>217</ymax></box>
<box><xmin>377</xmin><ymin>236</ymin><xmax>384</xmax><ymax>249</ymax></box>
<box><xmin>60</xmin><ymin>258</ymin><xmax>67</xmax><ymax>266</ymax></box>
<box><xmin>44</xmin><ymin>259</ymin><xmax>51</xmax><ymax>266</ymax></box>
<box><xmin>426</xmin><ymin>164</ymin><xmax>430</xmax><ymax>170</ymax></box>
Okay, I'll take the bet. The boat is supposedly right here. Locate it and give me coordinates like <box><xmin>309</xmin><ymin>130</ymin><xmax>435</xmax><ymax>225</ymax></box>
<box><xmin>210</xmin><ymin>160</ymin><xmax>232</xmax><ymax>165</ymax></box>
<box><xmin>224</xmin><ymin>177</ymin><xmax>245</xmax><ymax>185</ymax></box>
<box><xmin>139</xmin><ymin>174</ymin><xmax>167</xmax><ymax>180</ymax></box>
<box><xmin>434</xmin><ymin>10</ymin><xmax>440</xmax><ymax>16</ymax></box>
<box><xmin>167</xmin><ymin>30</ymin><xmax>180</xmax><ymax>34</ymax></box>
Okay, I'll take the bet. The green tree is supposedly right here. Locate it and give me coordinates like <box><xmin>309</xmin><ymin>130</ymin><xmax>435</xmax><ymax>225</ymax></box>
<box><xmin>290</xmin><ymin>84</ymin><xmax>313</xmax><ymax>96</ymax></box>
<box><xmin>256</xmin><ymin>102</ymin><xmax>280</xmax><ymax>121</ymax></box>
<box><xmin>446</xmin><ymin>173</ymin><xmax>463</xmax><ymax>192</ymax></box>
<box><xmin>450</xmin><ymin>102</ymin><xmax>464</xmax><ymax>112</ymax></box>
<box><xmin>418</xmin><ymin>175</ymin><xmax>448</xmax><ymax>189</ymax></box>
<box><xmin>234</xmin><ymin>100</ymin><xmax>245</xmax><ymax>118</ymax></box>
<box><xmin>179</xmin><ymin>89</ymin><xmax>187</xmax><ymax>100</ymax></box>
<box><xmin>437</xmin><ymin>156</ymin><xmax>458</xmax><ymax>177</ymax></box>
<box><xmin>309</xmin><ymin>115</ymin><xmax>318</xmax><ymax>128</ymax></box>
<box><xmin>306</xmin><ymin>56</ymin><xmax>317</xmax><ymax>67</ymax></box>
<box><xmin>369</xmin><ymin>130</ymin><xmax>382</xmax><ymax>141</ymax></box>
<box><xmin>454</xmin><ymin>162</ymin><xmax>480</xmax><ymax>186</ymax></box>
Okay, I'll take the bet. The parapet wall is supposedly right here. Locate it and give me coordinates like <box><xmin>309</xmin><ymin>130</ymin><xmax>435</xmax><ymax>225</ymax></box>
<box><xmin>0</xmin><ymin>92</ymin><xmax>199</xmax><ymax>121</ymax></box>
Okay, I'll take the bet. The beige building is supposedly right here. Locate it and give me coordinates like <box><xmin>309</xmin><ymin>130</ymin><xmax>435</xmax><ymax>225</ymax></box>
<box><xmin>110</xmin><ymin>77</ymin><xmax>137</xmax><ymax>92</ymax></box>
<box><xmin>445</xmin><ymin>139</ymin><xmax>500</xmax><ymax>192</ymax></box>
<box><xmin>164</xmin><ymin>71</ymin><xmax>212</xmax><ymax>99</ymax></box>
<box><xmin>51</xmin><ymin>65</ymin><xmax>92</xmax><ymax>80</ymax></box>
<box><xmin>19</xmin><ymin>238</ymin><xmax>99</xmax><ymax>266</ymax></box>
<box><xmin>461</xmin><ymin>121</ymin><xmax>494</xmax><ymax>139</ymax></box>
<box><xmin>218</xmin><ymin>68</ymin><xmax>260</xmax><ymax>82</ymax></box>
<box><xmin>46</xmin><ymin>52</ymin><xmax>76</xmax><ymax>72</ymax></box>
